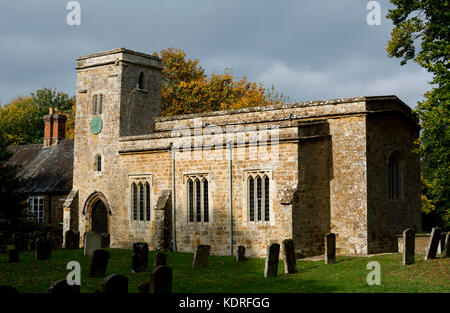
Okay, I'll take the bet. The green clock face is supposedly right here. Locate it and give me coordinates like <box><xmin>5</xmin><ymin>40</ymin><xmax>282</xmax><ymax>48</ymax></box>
<box><xmin>90</xmin><ymin>116</ymin><xmax>103</xmax><ymax>135</ymax></box>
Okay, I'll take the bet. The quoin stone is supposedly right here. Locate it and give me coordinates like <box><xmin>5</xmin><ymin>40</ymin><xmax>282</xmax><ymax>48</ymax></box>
<box><xmin>89</xmin><ymin>249</ymin><xmax>110</xmax><ymax>277</ymax></box>
<box><xmin>402</xmin><ymin>228</ymin><xmax>415</xmax><ymax>265</ymax></box>
<box><xmin>264</xmin><ymin>243</ymin><xmax>280</xmax><ymax>277</ymax></box>
<box><xmin>150</xmin><ymin>265</ymin><xmax>172</xmax><ymax>294</ymax></box>
<box><xmin>236</xmin><ymin>246</ymin><xmax>246</xmax><ymax>261</ymax></box>
<box><xmin>192</xmin><ymin>245</ymin><xmax>211</xmax><ymax>268</ymax></box>
<box><xmin>84</xmin><ymin>232</ymin><xmax>102</xmax><ymax>256</ymax></box>
<box><xmin>132</xmin><ymin>242</ymin><xmax>149</xmax><ymax>273</ymax></box>
<box><xmin>154</xmin><ymin>252</ymin><xmax>167</xmax><ymax>267</ymax></box>
<box><xmin>99</xmin><ymin>274</ymin><xmax>128</xmax><ymax>294</ymax></box>
<box><xmin>48</xmin><ymin>279</ymin><xmax>80</xmax><ymax>294</ymax></box>
<box><xmin>282</xmin><ymin>239</ymin><xmax>297</xmax><ymax>274</ymax></box>
<box><xmin>425</xmin><ymin>227</ymin><xmax>442</xmax><ymax>260</ymax></box>
<box><xmin>64</xmin><ymin>230</ymin><xmax>80</xmax><ymax>249</ymax></box>
<box><xmin>35</xmin><ymin>237</ymin><xmax>52</xmax><ymax>260</ymax></box>
<box><xmin>325</xmin><ymin>233</ymin><xmax>336</xmax><ymax>264</ymax></box>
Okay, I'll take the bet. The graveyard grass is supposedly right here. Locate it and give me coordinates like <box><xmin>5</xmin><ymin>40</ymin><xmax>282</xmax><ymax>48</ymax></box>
<box><xmin>0</xmin><ymin>247</ymin><xmax>449</xmax><ymax>293</ymax></box>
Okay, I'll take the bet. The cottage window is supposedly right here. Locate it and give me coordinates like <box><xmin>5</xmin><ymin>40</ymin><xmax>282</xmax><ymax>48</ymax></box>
<box><xmin>28</xmin><ymin>196</ymin><xmax>44</xmax><ymax>223</ymax></box>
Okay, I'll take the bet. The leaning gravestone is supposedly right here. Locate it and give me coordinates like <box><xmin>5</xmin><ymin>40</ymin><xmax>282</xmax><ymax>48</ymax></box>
<box><xmin>282</xmin><ymin>239</ymin><xmax>297</xmax><ymax>274</ymax></box>
<box><xmin>325</xmin><ymin>233</ymin><xmax>336</xmax><ymax>264</ymax></box>
<box><xmin>9</xmin><ymin>249</ymin><xmax>19</xmax><ymax>263</ymax></box>
<box><xmin>0</xmin><ymin>285</ymin><xmax>19</xmax><ymax>294</ymax></box>
<box><xmin>0</xmin><ymin>233</ymin><xmax>6</xmax><ymax>254</ymax></box>
<box><xmin>89</xmin><ymin>249</ymin><xmax>110</xmax><ymax>277</ymax></box>
<box><xmin>99</xmin><ymin>274</ymin><xmax>128</xmax><ymax>294</ymax></box>
<box><xmin>35</xmin><ymin>237</ymin><xmax>52</xmax><ymax>260</ymax></box>
<box><xmin>154</xmin><ymin>252</ymin><xmax>167</xmax><ymax>267</ymax></box>
<box><xmin>264</xmin><ymin>243</ymin><xmax>280</xmax><ymax>277</ymax></box>
<box><xmin>84</xmin><ymin>232</ymin><xmax>102</xmax><ymax>256</ymax></box>
<box><xmin>48</xmin><ymin>279</ymin><xmax>80</xmax><ymax>294</ymax></box>
<box><xmin>443</xmin><ymin>232</ymin><xmax>450</xmax><ymax>258</ymax></box>
<box><xmin>192</xmin><ymin>245</ymin><xmax>211</xmax><ymax>268</ymax></box>
<box><xmin>236</xmin><ymin>246</ymin><xmax>246</xmax><ymax>262</ymax></box>
<box><xmin>65</xmin><ymin>230</ymin><xmax>80</xmax><ymax>249</ymax></box>
<box><xmin>402</xmin><ymin>228</ymin><xmax>415</xmax><ymax>265</ymax></box>
<box><xmin>150</xmin><ymin>265</ymin><xmax>172</xmax><ymax>294</ymax></box>
<box><xmin>132</xmin><ymin>242</ymin><xmax>149</xmax><ymax>273</ymax></box>
<box><xmin>425</xmin><ymin>227</ymin><xmax>442</xmax><ymax>260</ymax></box>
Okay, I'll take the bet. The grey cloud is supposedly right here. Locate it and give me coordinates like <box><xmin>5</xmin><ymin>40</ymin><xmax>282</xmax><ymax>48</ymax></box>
<box><xmin>0</xmin><ymin>0</ymin><xmax>431</xmax><ymax>108</ymax></box>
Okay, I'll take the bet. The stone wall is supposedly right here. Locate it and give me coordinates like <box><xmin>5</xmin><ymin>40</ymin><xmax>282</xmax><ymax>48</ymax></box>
<box><xmin>366</xmin><ymin>111</ymin><xmax>421</xmax><ymax>253</ymax></box>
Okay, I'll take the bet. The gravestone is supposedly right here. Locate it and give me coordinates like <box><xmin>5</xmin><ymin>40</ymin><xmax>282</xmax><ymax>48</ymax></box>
<box><xmin>236</xmin><ymin>246</ymin><xmax>246</xmax><ymax>262</ymax></box>
<box><xmin>282</xmin><ymin>239</ymin><xmax>297</xmax><ymax>274</ymax></box>
<box><xmin>47</xmin><ymin>230</ymin><xmax>63</xmax><ymax>250</ymax></box>
<box><xmin>0</xmin><ymin>285</ymin><xmax>19</xmax><ymax>294</ymax></box>
<box><xmin>0</xmin><ymin>233</ymin><xmax>6</xmax><ymax>254</ymax></box>
<box><xmin>13</xmin><ymin>232</ymin><xmax>28</xmax><ymax>252</ymax></box>
<box><xmin>150</xmin><ymin>265</ymin><xmax>172</xmax><ymax>294</ymax></box>
<box><xmin>101</xmin><ymin>233</ymin><xmax>110</xmax><ymax>248</ymax></box>
<box><xmin>192</xmin><ymin>245</ymin><xmax>211</xmax><ymax>268</ymax></box>
<box><xmin>443</xmin><ymin>232</ymin><xmax>450</xmax><ymax>258</ymax></box>
<box><xmin>65</xmin><ymin>230</ymin><xmax>80</xmax><ymax>249</ymax></box>
<box><xmin>264</xmin><ymin>243</ymin><xmax>280</xmax><ymax>277</ymax></box>
<box><xmin>325</xmin><ymin>233</ymin><xmax>336</xmax><ymax>264</ymax></box>
<box><xmin>48</xmin><ymin>279</ymin><xmax>80</xmax><ymax>294</ymax></box>
<box><xmin>99</xmin><ymin>274</ymin><xmax>128</xmax><ymax>294</ymax></box>
<box><xmin>35</xmin><ymin>237</ymin><xmax>52</xmax><ymax>260</ymax></box>
<box><xmin>425</xmin><ymin>227</ymin><xmax>442</xmax><ymax>260</ymax></box>
<box><xmin>132</xmin><ymin>242</ymin><xmax>149</xmax><ymax>273</ymax></box>
<box><xmin>29</xmin><ymin>231</ymin><xmax>46</xmax><ymax>251</ymax></box>
<box><xmin>9</xmin><ymin>249</ymin><xmax>19</xmax><ymax>263</ymax></box>
<box><xmin>154</xmin><ymin>252</ymin><xmax>167</xmax><ymax>267</ymax></box>
<box><xmin>84</xmin><ymin>232</ymin><xmax>102</xmax><ymax>256</ymax></box>
<box><xmin>402</xmin><ymin>228</ymin><xmax>415</xmax><ymax>265</ymax></box>
<box><xmin>89</xmin><ymin>249</ymin><xmax>110</xmax><ymax>277</ymax></box>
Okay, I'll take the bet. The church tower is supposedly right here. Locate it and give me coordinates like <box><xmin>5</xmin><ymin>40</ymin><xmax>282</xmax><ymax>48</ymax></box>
<box><xmin>70</xmin><ymin>48</ymin><xmax>161</xmax><ymax>238</ymax></box>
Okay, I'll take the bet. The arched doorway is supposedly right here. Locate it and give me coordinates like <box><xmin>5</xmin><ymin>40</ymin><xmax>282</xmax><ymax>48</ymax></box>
<box><xmin>91</xmin><ymin>200</ymin><xmax>108</xmax><ymax>233</ymax></box>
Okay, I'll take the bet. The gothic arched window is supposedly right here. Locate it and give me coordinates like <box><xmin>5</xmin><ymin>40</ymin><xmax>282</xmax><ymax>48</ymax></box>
<box><xmin>388</xmin><ymin>152</ymin><xmax>403</xmax><ymax>200</ymax></box>
<box><xmin>248</xmin><ymin>172</ymin><xmax>270</xmax><ymax>222</ymax></box>
<box><xmin>145</xmin><ymin>182</ymin><xmax>151</xmax><ymax>221</ymax></box>
<box><xmin>132</xmin><ymin>183</ymin><xmax>137</xmax><ymax>220</ymax></box>
<box><xmin>187</xmin><ymin>175</ymin><xmax>209</xmax><ymax>223</ymax></box>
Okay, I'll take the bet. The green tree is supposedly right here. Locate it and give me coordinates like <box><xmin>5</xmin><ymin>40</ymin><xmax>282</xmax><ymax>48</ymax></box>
<box><xmin>0</xmin><ymin>88</ymin><xmax>75</xmax><ymax>146</ymax></box>
<box><xmin>386</xmin><ymin>0</ymin><xmax>449</xmax><ymax>229</ymax></box>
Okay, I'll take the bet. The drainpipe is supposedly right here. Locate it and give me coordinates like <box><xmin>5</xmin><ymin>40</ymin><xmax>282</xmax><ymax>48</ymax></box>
<box><xmin>169</xmin><ymin>143</ymin><xmax>177</xmax><ymax>252</ymax></box>
<box><xmin>227</xmin><ymin>141</ymin><xmax>233</xmax><ymax>256</ymax></box>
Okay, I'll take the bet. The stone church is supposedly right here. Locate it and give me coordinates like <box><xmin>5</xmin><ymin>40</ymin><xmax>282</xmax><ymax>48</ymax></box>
<box><xmin>63</xmin><ymin>48</ymin><xmax>421</xmax><ymax>258</ymax></box>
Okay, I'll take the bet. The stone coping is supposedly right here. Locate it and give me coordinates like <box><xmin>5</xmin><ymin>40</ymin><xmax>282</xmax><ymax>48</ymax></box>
<box><xmin>77</xmin><ymin>47</ymin><xmax>160</xmax><ymax>61</ymax></box>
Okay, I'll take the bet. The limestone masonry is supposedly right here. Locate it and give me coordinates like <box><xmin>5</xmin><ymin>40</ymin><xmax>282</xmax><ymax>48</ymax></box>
<box><xmin>63</xmin><ymin>48</ymin><xmax>421</xmax><ymax>258</ymax></box>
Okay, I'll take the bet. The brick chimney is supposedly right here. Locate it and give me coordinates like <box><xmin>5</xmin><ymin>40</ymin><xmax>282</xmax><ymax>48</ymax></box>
<box><xmin>43</xmin><ymin>107</ymin><xmax>67</xmax><ymax>148</ymax></box>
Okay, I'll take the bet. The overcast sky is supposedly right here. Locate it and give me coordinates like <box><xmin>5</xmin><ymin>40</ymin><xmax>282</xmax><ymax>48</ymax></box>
<box><xmin>0</xmin><ymin>0</ymin><xmax>432</xmax><ymax>108</ymax></box>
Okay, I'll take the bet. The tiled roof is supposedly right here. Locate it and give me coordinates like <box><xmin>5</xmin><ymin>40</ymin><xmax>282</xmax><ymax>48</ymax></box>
<box><xmin>7</xmin><ymin>140</ymin><xmax>73</xmax><ymax>194</ymax></box>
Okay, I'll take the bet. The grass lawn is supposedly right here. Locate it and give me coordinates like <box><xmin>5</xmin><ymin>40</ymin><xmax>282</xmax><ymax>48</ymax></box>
<box><xmin>0</xmin><ymin>246</ymin><xmax>449</xmax><ymax>293</ymax></box>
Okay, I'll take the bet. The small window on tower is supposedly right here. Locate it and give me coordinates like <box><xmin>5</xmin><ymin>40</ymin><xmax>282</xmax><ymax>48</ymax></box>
<box><xmin>92</xmin><ymin>94</ymin><xmax>103</xmax><ymax>115</ymax></box>
<box><xmin>95</xmin><ymin>154</ymin><xmax>102</xmax><ymax>172</ymax></box>
<box><xmin>138</xmin><ymin>72</ymin><xmax>145</xmax><ymax>90</ymax></box>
